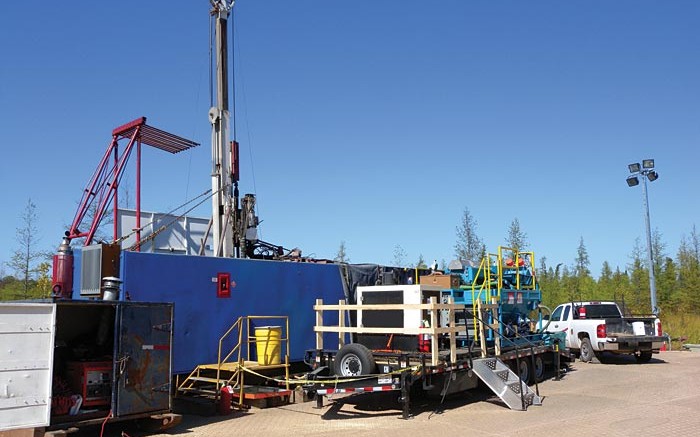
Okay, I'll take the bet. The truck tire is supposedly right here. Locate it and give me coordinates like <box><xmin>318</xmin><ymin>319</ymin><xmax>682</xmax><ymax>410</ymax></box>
<box><xmin>334</xmin><ymin>343</ymin><xmax>376</xmax><ymax>376</ymax></box>
<box><xmin>635</xmin><ymin>351</ymin><xmax>652</xmax><ymax>363</ymax></box>
<box><xmin>579</xmin><ymin>338</ymin><xmax>594</xmax><ymax>363</ymax></box>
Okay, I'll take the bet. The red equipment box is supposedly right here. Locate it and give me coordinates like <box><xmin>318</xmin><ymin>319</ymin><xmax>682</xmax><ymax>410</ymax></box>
<box><xmin>65</xmin><ymin>361</ymin><xmax>113</xmax><ymax>407</ymax></box>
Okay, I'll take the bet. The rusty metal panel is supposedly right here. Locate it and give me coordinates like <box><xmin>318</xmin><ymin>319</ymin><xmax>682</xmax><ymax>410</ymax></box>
<box><xmin>115</xmin><ymin>303</ymin><xmax>172</xmax><ymax>416</ymax></box>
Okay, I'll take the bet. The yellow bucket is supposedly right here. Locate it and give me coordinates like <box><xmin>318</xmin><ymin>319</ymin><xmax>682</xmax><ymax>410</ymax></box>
<box><xmin>254</xmin><ymin>326</ymin><xmax>281</xmax><ymax>365</ymax></box>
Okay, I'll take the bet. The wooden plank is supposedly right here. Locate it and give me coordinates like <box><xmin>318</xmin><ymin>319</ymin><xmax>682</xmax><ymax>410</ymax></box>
<box><xmin>448</xmin><ymin>296</ymin><xmax>457</xmax><ymax>363</ymax></box>
<box><xmin>430</xmin><ymin>297</ymin><xmax>439</xmax><ymax>366</ymax></box>
<box><xmin>314</xmin><ymin>303</ymin><xmax>465</xmax><ymax>311</ymax></box>
<box><xmin>314</xmin><ymin>326</ymin><xmax>462</xmax><ymax>335</ymax></box>
<box><xmin>315</xmin><ymin>299</ymin><xmax>323</xmax><ymax>350</ymax></box>
<box><xmin>337</xmin><ymin>300</ymin><xmax>345</xmax><ymax>348</ymax></box>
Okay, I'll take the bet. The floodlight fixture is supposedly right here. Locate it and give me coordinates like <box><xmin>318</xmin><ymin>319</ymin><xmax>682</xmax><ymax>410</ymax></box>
<box><xmin>647</xmin><ymin>171</ymin><xmax>658</xmax><ymax>182</ymax></box>
<box><xmin>642</xmin><ymin>159</ymin><xmax>655</xmax><ymax>169</ymax></box>
<box><xmin>628</xmin><ymin>163</ymin><xmax>641</xmax><ymax>173</ymax></box>
<box><xmin>626</xmin><ymin>176</ymin><xmax>640</xmax><ymax>187</ymax></box>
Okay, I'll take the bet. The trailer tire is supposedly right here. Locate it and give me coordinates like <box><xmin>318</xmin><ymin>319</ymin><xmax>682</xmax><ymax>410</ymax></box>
<box><xmin>635</xmin><ymin>351</ymin><xmax>652</xmax><ymax>363</ymax></box>
<box><xmin>579</xmin><ymin>338</ymin><xmax>594</xmax><ymax>363</ymax></box>
<box><xmin>511</xmin><ymin>359</ymin><xmax>532</xmax><ymax>384</ymax></box>
<box><xmin>533</xmin><ymin>355</ymin><xmax>545</xmax><ymax>383</ymax></box>
<box><xmin>334</xmin><ymin>344</ymin><xmax>376</xmax><ymax>377</ymax></box>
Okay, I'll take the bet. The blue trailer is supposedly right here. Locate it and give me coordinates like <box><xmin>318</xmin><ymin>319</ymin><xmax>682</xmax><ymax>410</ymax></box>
<box><xmin>73</xmin><ymin>250</ymin><xmax>347</xmax><ymax>374</ymax></box>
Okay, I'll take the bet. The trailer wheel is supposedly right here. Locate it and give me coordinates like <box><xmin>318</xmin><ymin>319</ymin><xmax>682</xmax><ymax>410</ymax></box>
<box><xmin>579</xmin><ymin>338</ymin><xmax>594</xmax><ymax>363</ymax></box>
<box><xmin>533</xmin><ymin>355</ymin><xmax>545</xmax><ymax>383</ymax></box>
<box><xmin>635</xmin><ymin>351</ymin><xmax>652</xmax><ymax>363</ymax></box>
<box><xmin>334</xmin><ymin>344</ymin><xmax>376</xmax><ymax>377</ymax></box>
<box><xmin>512</xmin><ymin>359</ymin><xmax>532</xmax><ymax>384</ymax></box>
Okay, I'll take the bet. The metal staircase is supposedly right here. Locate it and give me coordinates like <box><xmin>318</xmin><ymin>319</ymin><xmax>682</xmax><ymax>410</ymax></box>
<box><xmin>471</xmin><ymin>357</ymin><xmax>542</xmax><ymax>410</ymax></box>
<box><xmin>176</xmin><ymin>316</ymin><xmax>291</xmax><ymax>411</ymax></box>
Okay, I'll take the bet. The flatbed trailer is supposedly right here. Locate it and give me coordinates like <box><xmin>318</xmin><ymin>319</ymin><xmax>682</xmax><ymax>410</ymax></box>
<box><xmin>303</xmin><ymin>294</ymin><xmax>568</xmax><ymax>418</ymax></box>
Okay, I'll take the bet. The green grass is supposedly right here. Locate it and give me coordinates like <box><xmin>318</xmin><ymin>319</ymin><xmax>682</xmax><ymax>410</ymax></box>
<box><xmin>661</xmin><ymin>312</ymin><xmax>700</xmax><ymax>349</ymax></box>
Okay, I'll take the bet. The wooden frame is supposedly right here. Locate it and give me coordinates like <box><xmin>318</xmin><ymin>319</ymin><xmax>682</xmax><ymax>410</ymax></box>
<box><xmin>313</xmin><ymin>296</ymin><xmax>462</xmax><ymax>366</ymax></box>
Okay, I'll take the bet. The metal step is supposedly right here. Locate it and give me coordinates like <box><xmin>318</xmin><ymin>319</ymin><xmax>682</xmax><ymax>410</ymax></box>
<box><xmin>178</xmin><ymin>387</ymin><xmax>218</xmax><ymax>395</ymax></box>
<box><xmin>471</xmin><ymin>357</ymin><xmax>542</xmax><ymax>411</ymax></box>
<box><xmin>186</xmin><ymin>376</ymin><xmax>223</xmax><ymax>384</ymax></box>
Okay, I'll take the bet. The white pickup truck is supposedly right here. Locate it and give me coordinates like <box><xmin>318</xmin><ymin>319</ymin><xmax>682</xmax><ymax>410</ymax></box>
<box><xmin>541</xmin><ymin>301</ymin><xmax>664</xmax><ymax>363</ymax></box>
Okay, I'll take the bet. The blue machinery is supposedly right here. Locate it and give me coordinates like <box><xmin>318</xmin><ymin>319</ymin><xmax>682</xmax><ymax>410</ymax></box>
<box><xmin>444</xmin><ymin>246</ymin><xmax>543</xmax><ymax>350</ymax></box>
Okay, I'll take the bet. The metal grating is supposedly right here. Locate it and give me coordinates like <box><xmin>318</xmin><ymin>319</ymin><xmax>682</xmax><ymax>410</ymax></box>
<box><xmin>112</xmin><ymin>117</ymin><xmax>199</xmax><ymax>154</ymax></box>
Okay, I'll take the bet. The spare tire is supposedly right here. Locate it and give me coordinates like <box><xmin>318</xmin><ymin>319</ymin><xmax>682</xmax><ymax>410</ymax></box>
<box><xmin>334</xmin><ymin>343</ymin><xmax>376</xmax><ymax>377</ymax></box>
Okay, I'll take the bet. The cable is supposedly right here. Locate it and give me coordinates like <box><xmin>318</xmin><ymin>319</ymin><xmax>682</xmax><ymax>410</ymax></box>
<box><xmin>114</xmin><ymin>188</ymin><xmax>215</xmax><ymax>245</ymax></box>
<box><xmin>127</xmin><ymin>188</ymin><xmax>220</xmax><ymax>251</ymax></box>
<box><xmin>99</xmin><ymin>409</ymin><xmax>113</xmax><ymax>437</ymax></box>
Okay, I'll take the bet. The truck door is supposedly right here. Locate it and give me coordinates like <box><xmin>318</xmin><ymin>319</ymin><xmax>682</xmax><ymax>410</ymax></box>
<box><xmin>546</xmin><ymin>304</ymin><xmax>574</xmax><ymax>347</ymax></box>
<box><xmin>114</xmin><ymin>303</ymin><xmax>173</xmax><ymax>417</ymax></box>
<box><xmin>0</xmin><ymin>303</ymin><xmax>56</xmax><ymax>432</ymax></box>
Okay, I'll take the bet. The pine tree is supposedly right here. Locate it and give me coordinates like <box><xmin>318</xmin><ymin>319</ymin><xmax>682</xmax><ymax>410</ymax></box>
<box><xmin>334</xmin><ymin>241</ymin><xmax>350</xmax><ymax>263</ymax></box>
<box><xmin>597</xmin><ymin>261</ymin><xmax>614</xmax><ymax>300</ymax></box>
<box><xmin>657</xmin><ymin>257</ymin><xmax>677</xmax><ymax>310</ymax></box>
<box><xmin>677</xmin><ymin>230</ymin><xmax>700</xmax><ymax>311</ymax></box>
<box><xmin>506</xmin><ymin>218</ymin><xmax>528</xmax><ymax>251</ymax></box>
<box><xmin>628</xmin><ymin>239</ymin><xmax>649</xmax><ymax>313</ymax></box>
<box><xmin>392</xmin><ymin>244</ymin><xmax>407</xmax><ymax>267</ymax></box>
<box><xmin>416</xmin><ymin>254</ymin><xmax>428</xmax><ymax>269</ymax></box>
<box><xmin>574</xmin><ymin>237</ymin><xmax>592</xmax><ymax>301</ymax></box>
<box><xmin>454</xmin><ymin>207</ymin><xmax>483</xmax><ymax>261</ymax></box>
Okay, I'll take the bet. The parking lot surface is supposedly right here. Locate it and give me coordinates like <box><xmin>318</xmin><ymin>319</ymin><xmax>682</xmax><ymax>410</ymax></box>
<box><xmin>98</xmin><ymin>351</ymin><xmax>700</xmax><ymax>437</ymax></box>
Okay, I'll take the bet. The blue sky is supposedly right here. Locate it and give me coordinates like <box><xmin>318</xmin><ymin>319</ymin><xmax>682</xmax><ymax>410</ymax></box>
<box><xmin>0</xmin><ymin>1</ymin><xmax>698</xmax><ymax>277</ymax></box>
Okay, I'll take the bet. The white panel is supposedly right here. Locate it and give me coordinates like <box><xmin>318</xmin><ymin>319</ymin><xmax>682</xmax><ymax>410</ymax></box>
<box><xmin>116</xmin><ymin>209</ymin><xmax>212</xmax><ymax>256</ymax></box>
<box><xmin>0</xmin><ymin>303</ymin><xmax>55</xmax><ymax>431</ymax></box>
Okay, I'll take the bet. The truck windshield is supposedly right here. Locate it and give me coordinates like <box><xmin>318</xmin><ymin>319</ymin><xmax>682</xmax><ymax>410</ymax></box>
<box><xmin>584</xmin><ymin>304</ymin><xmax>621</xmax><ymax>319</ymax></box>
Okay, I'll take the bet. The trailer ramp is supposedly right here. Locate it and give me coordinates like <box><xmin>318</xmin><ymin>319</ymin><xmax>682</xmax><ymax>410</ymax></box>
<box><xmin>471</xmin><ymin>357</ymin><xmax>542</xmax><ymax>410</ymax></box>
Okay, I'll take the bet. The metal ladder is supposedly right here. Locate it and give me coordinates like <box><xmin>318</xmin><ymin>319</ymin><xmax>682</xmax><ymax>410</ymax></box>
<box><xmin>471</xmin><ymin>357</ymin><xmax>542</xmax><ymax>410</ymax></box>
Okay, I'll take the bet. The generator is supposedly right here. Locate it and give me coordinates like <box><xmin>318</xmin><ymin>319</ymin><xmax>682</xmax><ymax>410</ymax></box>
<box><xmin>355</xmin><ymin>285</ymin><xmax>441</xmax><ymax>351</ymax></box>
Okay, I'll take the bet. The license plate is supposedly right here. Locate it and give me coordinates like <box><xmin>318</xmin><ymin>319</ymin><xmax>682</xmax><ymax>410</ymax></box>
<box><xmin>378</xmin><ymin>375</ymin><xmax>392</xmax><ymax>385</ymax></box>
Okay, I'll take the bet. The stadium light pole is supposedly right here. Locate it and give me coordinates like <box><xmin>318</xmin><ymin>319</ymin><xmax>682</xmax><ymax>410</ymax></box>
<box><xmin>626</xmin><ymin>159</ymin><xmax>660</xmax><ymax>315</ymax></box>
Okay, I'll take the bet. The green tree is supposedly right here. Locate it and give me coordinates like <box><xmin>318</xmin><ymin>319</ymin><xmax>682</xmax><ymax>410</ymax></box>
<box><xmin>506</xmin><ymin>218</ymin><xmax>528</xmax><ymax>251</ymax></box>
<box><xmin>677</xmin><ymin>228</ymin><xmax>700</xmax><ymax>311</ymax></box>
<box><xmin>656</xmin><ymin>257</ymin><xmax>677</xmax><ymax>310</ymax></box>
<box><xmin>611</xmin><ymin>267</ymin><xmax>631</xmax><ymax>306</ymax></box>
<box><xmin>334</xmin><ymin>241</ymin><xmax>350</xmax><ymax>263</ymax></box>
<box><xmin>597</xmin><ymin>261</ymin><xmax>614</xmax><ymax>301</ymax></box>
<box><xmin>574</xmin><ymin>237</ymin><xmax>593</xmax><ymax>300</ymax></box>
<box><xmin>415</xmin><ymin>254</ymin><xmax>428</xmax><ymax>269</ymax></box>
<box><xmin>35</xmin><ymin>262</ymin><xmax>52</xmax><ymax>298</ymax></box>
<box><xmin>8</xmin><ymin>199</ymin><xmax>49</xmax><ymax>299</ymax></box>
<box><xmin>574</xmin><ymin>237</ymin><xmax>590</xmax><ymax>278</ymax></box>
<box><xmin>628</xmin><ymin>238</ymin><xmax>649</xmax><ymax>313</ymax></box>
<box><xmin>455</xmin><ymin>207</ymin><xmax>483</xmax><ymax>261</ymax></box>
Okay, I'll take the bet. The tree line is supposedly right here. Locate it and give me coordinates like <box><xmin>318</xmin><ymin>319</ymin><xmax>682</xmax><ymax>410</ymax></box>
<box><xmin>335</xmin><ymin>207</ymin><xmax>699</xmax><ymax>315</ymax></box>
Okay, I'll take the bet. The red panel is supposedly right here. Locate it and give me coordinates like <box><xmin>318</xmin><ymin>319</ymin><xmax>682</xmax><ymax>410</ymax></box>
<box><xmin>217</xmin><ymin>272</ymin><xmax>231</xmax><ymax>298</ymax></box>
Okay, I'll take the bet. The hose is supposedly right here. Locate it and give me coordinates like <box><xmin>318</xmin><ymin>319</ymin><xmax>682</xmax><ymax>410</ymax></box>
<box><xmin>536</xmin><ymin>304</ymin><xmax>553</xmax><ymax>333</ymax></box>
